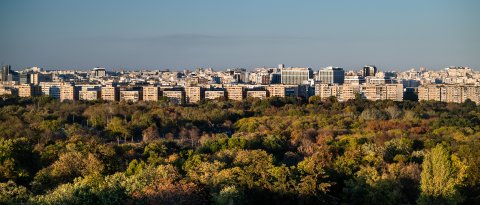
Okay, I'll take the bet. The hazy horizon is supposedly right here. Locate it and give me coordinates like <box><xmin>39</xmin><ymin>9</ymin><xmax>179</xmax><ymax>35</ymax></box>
<box><xmin>1</xmin><ymin>0</ymin><xmax>479</xmax><ymax>71</ymax></box>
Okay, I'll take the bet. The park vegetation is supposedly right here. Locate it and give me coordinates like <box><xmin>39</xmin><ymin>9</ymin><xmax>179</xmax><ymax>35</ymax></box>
<box><xmin>0</xmin><ymin>94</ymin><xmax>480</xmax><ymax>204</ymax></box>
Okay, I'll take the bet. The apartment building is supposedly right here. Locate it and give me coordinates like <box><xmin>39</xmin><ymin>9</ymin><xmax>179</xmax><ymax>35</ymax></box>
<box><xmin>419</xmin><ymin>85</ymin><xmax>480</xmax><ymax>104</ymax></box>
<box><xmin>143</xmin><ymin>86</ymin><xmax>160</xmax><ymax>101</ymax></box>
<box><xmin>101</xmin><ymin>86</ymin><xmax>119</xmax><ymax>101</ymax></box>
<box><xmin>120</xmin><ymin>90</ymin><xmax>142</xmax><ymax>102</ymax></box>
<box><xmin>418</xmin><ymin>85</ymin><xmax>446</xmax><ymax>102</ymax></box>
<box><xmin>205</xmin><ymin>90</ymin><xmax>226</xmax><ymax>100</ymax></box>
<box><xmin>39</xmin><ymin>82</ymin><xmax>63</xmax><ymax>99</ymax></box>
<box><xmin>60</xmin><ymin>84</ymin><xmax>78</xmax><ymax>101</ymax></box>
<box><xmin>225</xmin><ymin>86</ymin><xmax>244</xmax><ymax>101</ymax></box>
<box><xmin>79</xmin><ymin>90</ymin><xmax>100</xmax><ymax>101</ymax></box>
<box><xmin>17</xmin><ymin>84</ymin><xmax>35</xmax><ymax>97</ymax></box>
<box><xmin>267</xmin><ymin>85</ymin><xmax>287</xmax><ymax>97</ymax></box>
<box><xmin>163</xmin><ymin>90</ymin><xmax>185</xmax><ymax>104</ymax></box>
<box><xmin>246</xmin><ymin>90</ymin><xmax>267</xmax><ymax>99</ymax></box>
<box><xmin>185</xmin><ymin>86</ymin><xmax>203</xmax><ymax>103</ymax></box>
<box><xmin>315</xmin><ymin>84</ymin><xmax>342</xmax><ymax>100</ymax></box>
<box><xmin>361</xmin><ymin>84</ymin><xmax>403</xmax><ymax>101</ymax></box>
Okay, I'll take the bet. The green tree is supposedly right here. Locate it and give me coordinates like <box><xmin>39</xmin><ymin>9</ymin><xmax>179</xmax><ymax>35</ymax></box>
<box><xmin>0</xmin><ymin>137</ymin><xmax>36</xmax><ymax>184</ymax></box>
<box><xmin>418</xmin><ymin>144</ymin><xmax>463</xmax><ymax>205</ymax></box>
<box><xmin>0</xmin><ymin>180</ymin><xmax>30</xmax><ymax>204</ymax></box>
<box><xmin>360</xmin><ymin>108</ymin><xmax>389</xmax><ymax>121</ymax></box>
<box><xmin>212</xmin><ymin>185</ymin><xmax>245</xmax><ymax>205</ymax></box>
<box><xmin>106</xmin><ymin>117</ymin><xmax>131</xmax><ymax>143</ymax></box>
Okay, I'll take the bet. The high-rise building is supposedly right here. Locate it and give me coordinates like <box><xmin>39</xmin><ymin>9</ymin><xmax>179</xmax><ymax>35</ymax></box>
<box><xmin>281</xmin><ymin>67</ymin><xmax>313</xmax><ymax>85</ymax></box>
<box><xmin>17</xmin><ymin>84</ymin><xmax>40</xmax><ymax>97</ymax></box>
<box><xmin>225</xmin><ymin>86</ymin><xmax>245</xmax><ymax>101</ymax></box>
<box><xmin>418</xmin><ymin>85</ymin><xmax>445</xmax><ymax>102</ymax></box>
<box><xmin>361</xmin><ymin>84</ymin><xmax>403</xmax><ymax>101</ymax></box>
<box><xmin>31</xmin><ymin>73</ymin><xmax>52</xmax><ymax>85</ymax></box>
<box><xmin>267</xmin><ymin>85</ymin><xmax>287</xmax><ymax>97</ymax></box>
<box><xmin>1</xmin><ymin>65</ymin><xmax>11</xmax><ymax>82</ymax></box>
<box><xmin>143</xmin><ymin>86</ymin><xmax>160</xmax><ymax>101</ymax></box>
<box><xmin>317</xmin><ymin>67</ymin><xmax>345</xmax><ymax>84</ymax></box>
<box><xmin>315</xmin><ymin>84</ymin><xmax>403</xmax><ymax>101</ymax></box>
<box><xmin>19</xmin><ymin>73</ymin><xmax>31</xmax><ymax>84</ymax></box>
<box><xmin>270</xmin><ymin>73</ymin><xmax>281</xmax><ymax>84</ymax></box>
<box><xmin>341</xmin><ymin>84</ymin><xmax>361</xmax><ymax>101</ymax></box>
<box><xmin>39</xmin><ymin>82</ymin><xmax>63</xmax><ymax>99</ymax></box>
<box><xmin>1</xmin><ymin>65</ymin><xmax>18</xmax><ymax>82</ymax></box>
<box><xmin>60</xmin><ymin>83</ymin><xmax>79</xmax><ymax>101</ymax></box>
<box><xmin>101</xmin><ymin>85</ymin><xmax>120</xmax><ymax>101</ymax></box>
<box><xmin>315</xmin><ymin>84</ymin><xmax>342</xmax><ymax>100</ymax></box>
<box><xmin>418</xmin><ymin>85</ymin><xmax>480</xmax><ymax>104</ymax></box>
<box><xmin>92</xmin><ymin>67</ymin><xmax>107</xmax><ymax>78</ymax></box>
<box><xmin>227</xmin><ymin>68</ymin><xmax>248</xmax><ymax>83</ymax></box>
<box><xmin>185</xmin><ymin>86</ymin><xmax>203</xmax><ymax>103</ymax></box>
<box><xmin>362</xmin><ymin>65</ymin><xmax>377</xmax><ymax>77</ymax></box>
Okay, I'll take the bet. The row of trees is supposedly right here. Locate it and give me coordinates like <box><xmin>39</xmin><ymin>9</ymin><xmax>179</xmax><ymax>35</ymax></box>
<box><xmin>0</xmin><ymin>95</ymin><xmax>479</xmax><ymax>204</ymax></box>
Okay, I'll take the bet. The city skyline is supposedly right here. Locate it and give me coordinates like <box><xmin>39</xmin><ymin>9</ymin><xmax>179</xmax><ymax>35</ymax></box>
<box><xmin>1</xmin><ymin>0</ymin><xmax>479</xmax><ymax>70</ymax></box>
<box><xmin>0</xmin><ymin>64</ymin><xmax>474</xmax><ymax>73</ymax></box>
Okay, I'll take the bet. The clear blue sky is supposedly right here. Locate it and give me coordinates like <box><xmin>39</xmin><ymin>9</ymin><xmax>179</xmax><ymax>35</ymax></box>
<box><xmin>1</xmin><ymin>0</ymin><xmax>479</xmax><ymax>71</ymax></box>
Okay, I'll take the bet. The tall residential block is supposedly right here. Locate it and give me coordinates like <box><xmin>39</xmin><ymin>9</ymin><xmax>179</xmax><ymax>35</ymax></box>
<box><xmin>18</xmin><ymin>84</ymin><xmax>40</xmax><ymax>97</ymax></box>
<box><xmin>225</xmin><ymin>86</ymin><xmax>244</xmax><ymax>101</ymax></box>
<box><xmin>361</xmin><ymin>84</ymin><xmax>403</xmax><ymax>101</ymax></box>
<box><xmin>267</xmin><ymin>85</ymin><xmax>287</xmax><ymax>97</ymax></box>
<box><xmin>143</xmin><ymin>86</ymin><xmax>160</xmax><ymax>101</ymax></box>
<box><xmin>315</xmin><ymin>84</ymin><xmax>342</xmax><ymax>100</ymax></box>
<box><xmin>418</xmin><ymin>85</ymin><xmax>480</xmax><ymax>104</ymax></box>
<box><xmin>60</xmin><ymin>84</ymin><xmax>78</xmax><ymax>101</ymax></box>
<box><xmin>418</xmin><ymin>85</ymin><xmax>446</xmax><ymax>102</ymax></box>
<box><xmin>185</xmin><ymin>86</ymin><xmax>203</xmax><ymax>103</ymax></box>
<box><xmin>101</xmin><ymin>86</ymin><xmax>119</xmax><ymax>101</ymax></box>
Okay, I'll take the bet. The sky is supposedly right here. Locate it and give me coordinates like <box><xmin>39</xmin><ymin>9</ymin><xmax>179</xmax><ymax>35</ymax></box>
<box><xmin>0</xmin><ymin>0</ymin><xmax>479</xmax><ymax>71</ymax></box>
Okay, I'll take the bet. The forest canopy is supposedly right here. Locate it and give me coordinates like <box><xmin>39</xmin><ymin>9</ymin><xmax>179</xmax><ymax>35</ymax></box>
<box><xmin>0</xmin><ymin>95</ymin><xmax>480</xmax><ymax>205</ymax></box>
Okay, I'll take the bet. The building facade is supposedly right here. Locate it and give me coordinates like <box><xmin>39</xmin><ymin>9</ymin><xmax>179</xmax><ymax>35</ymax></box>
<box><xmin>120</xmin><ymin>90</ymin><xmax>142</xmax><ymax>102</ymax></box>
<box><xmin>60</xmin><ymin>84</ymin><xmax>78</xmax><ymax>101</ymax></box>
<box><xmin>225</xmin><ymin>86</ymin><xmax>244</xmax><ymax>101</ymax></box>
<box><xmin>79</xmin><ymin>90</ymin><xmax>100</xmax><ymax>101</ymax></box>
<box><xmin>163</xmin><ymin>90</ymin><xmax>185</xmax><ymax>104</ymax></box>
<box><xmin>318</xmin><ymin>67</ymin><xmax>345</xmax><ymax>84</ymax></box>
<box><xmin>101</xmin><ymin>86</ymin><xmax>120</xmax><ymax>101</ymax></box>
<box><xmin>143</xmin><ymin>86</ymin><xmax>160</xmax><ymax>101</ymax></box>
<box><xmin>185</xmin><ymin>86</ymin><xmax>203</xmax><ymax>103</ymax></box>
<box><xmin>246</xmin><ymin>90</ymin><xmax>267</xmax><ymax>99</ymax></box>
<box><xmin>281</xmin><ymin>67</ymin><xmax>313</xmax><ymax>85</ymax></box>
<box><xmin>205</xmin><ymin>90</ymin><xmax>225</xmax><ymax>100</ymax></box>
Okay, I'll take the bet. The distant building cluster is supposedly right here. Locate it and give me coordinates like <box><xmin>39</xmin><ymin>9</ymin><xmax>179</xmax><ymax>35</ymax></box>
<box><xmin>1</xmin><ymin>64</ymin><xmax>480</xmax><ymax>104</ymax></box>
